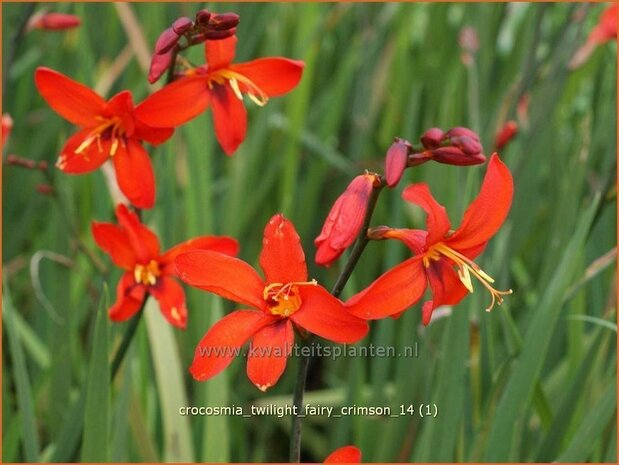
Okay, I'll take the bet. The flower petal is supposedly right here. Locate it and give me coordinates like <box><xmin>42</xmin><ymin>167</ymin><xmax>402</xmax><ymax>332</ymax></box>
<box><xmin>35</xmin><ymin>67</ymin><xmax>104</xmax><ymax>127</ymax></box>
<box><xmin>422</xmin><ymin>259</ymin><xmax>469</xmax><ymax>325</ymax></box>
<box><xmin>205</xmin><ymin>35</ymin><xmax>237</xmax><ymax>69</ymax></box>
<box><xmin>291</xmin><ymin>286</ymin><xmax>369</xmax><ymax>343</ymax></box>
<box><xmin>56</xmin><ymin>129</ymin><xmax>111</xmax><ymax>174</ymax></box>
<box><xmin>109</xmin><ymin>272</ymin><xmax>146</xmax><ymax>321</ymax></box>
<box><xmin>91</xmin><ymin>221</ymin><xmax>136</xmax><ymax>269</ymax></box>
<box><xmin>134</xmin><ymin>75</ymin><xmax>210</xmax><ymax>128</ymax></box>
<box><xmin>230</xmin><ymin>57</ymin><xmax>304</xmax><ymax>97</ymax></box>
<box><xmin>160</xmin><ymin>236</ymin><xmax>239</xmax><ymax>273</ymax></box>
<box><xmin>114</xmin><ymin>204</ymin><xmax>161</xmax><ymax>263</ymax></box>
<box><xmin>402</xmin><ymin>183</ymin><xmax>451</xmax><ymax>245</ymax></box>
<box><xmin>149</xmin><ymin>276</ymin><xmax>187</xmax><ymax>329</ymax></box>
<box><xmin>247</xmin><ymin>319</ymin><xmax>294</xmax><ymax>391</ymax></box>
<box><xmin>324</xmin><ymin>446</ymin><xmax>362</xmax><ymax>463</ymax></box>
<box><xmin>133</xmin><ymin>118</ymin><xmax>174</xmax><ymax>146</ymax></box>
<box><xmin>446</xmin><ymin>154</ymin><xmax>513</xmax><ymax>251</ymax></box>
<box><xmin>345</xmin><ymin>257</ymin><xmax>427</xmax><ymax>320</ymax></box>
<box><xmin>210</xmin><ymin>83</ymin><xmax>247</xmax><ymax>155</ymax></box>
<box><xmin>259</xmin><ymin>214</ymin><xmax>307</xmax><ymax>284</ymax></box>
<box><xmin>174</xmin><ymin>250</ymin><xmax>265</xmax><ymax>310</ymax></box>
<box><xmin>112</xmin><ymin>138</ymin><xmax>156</xmax><ymax>209</ymax></box>
<box><xmin>189</xmin><ymin>310</ymin><xmax>273</xmax><ymax>382</ymax></box>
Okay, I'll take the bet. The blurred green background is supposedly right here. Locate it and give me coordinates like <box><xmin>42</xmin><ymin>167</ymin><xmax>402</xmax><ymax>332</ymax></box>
<box><xmin>2</xmin><ymin>2</ymin><xmax>616</xmax><ymax>463</ymax></box>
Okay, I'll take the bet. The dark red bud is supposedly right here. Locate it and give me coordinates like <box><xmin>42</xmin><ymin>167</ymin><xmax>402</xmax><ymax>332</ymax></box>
<box><xmin>385</xmin><ymin>139</ymin><xmax>410</xmax><ymax>188</ymax></box>
<box><xmin>445</xmin><ymin>126</ymin><xmax>478</xmax><ymax>140</ymax></box>
<box><xmin>195</xmin><ymin>9</ymin><xmax>212</xmax><ymax>26</ymax></box>
<box><xmin>154</xmin><ymin>27</ymin><xmax>180</xmax><ymax>55</ymax></box>
<box><xmin>172</xmin><ymin>17</ymin><xmax>193</xmax><ymax>35</ymax></box>
<box><xmin>148</xmin><ymin>48</ymin><xmax>174</xmax><ymax>84</ymax></box>
<box><xmin>210</xmin><ymin>12</ymin><xmax>240</xmax><ymax>31</ymax></box>
<box><xmin>38</xmin><ymin>160</ymin><xmax>49</xmax><ymax>170</ymax></box>
<box><xmin>7</xmin><ymin>154</ymin><xmax>37</xmax><ymax>169</ymax></box>
<box><xmin>450</xmin><ymin>135</ymin><xmax>482</xmax><ymax>155</ymax></box>
<box><xmin>28</xmin><ymin>12</ymin><xmax>81</xmax><ymax>31</ymax></box>
<box><xmin>204</xmin><ymin>28</ymin><xmax>236</xmax><ymax>40</ymax></box>
<box><xmin>431</xmin><ymin>146</ymin><xmax>486</xmax><ymax>166</ymax></box>
<box><xmin>420</xmin><ymin>127</ymin><xmax>444</xmax><ymax>149</ymax></box>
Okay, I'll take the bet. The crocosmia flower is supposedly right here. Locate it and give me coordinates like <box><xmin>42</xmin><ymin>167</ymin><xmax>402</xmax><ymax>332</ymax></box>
<box><xmin>175</xmin><ymin>214</ymin><xmax>368</xmax><ymax>391</ymax></box>
<box><xmin>136</xmin><ymin>36</ymin><xmax>304</xmax><ymax>155</ymax></box>
<box><xmin>324</xmin><ymin>446</ymin><xmax>362</xmax><ymax>463</ymax></box>
<box><xmin>346</xmin><ymin>154</ymin><xmax>513</xmax><ymax>325</ymax></box>
<box><xmin>35</xmin><ymin>67</ymin><xmax>174</xmax><ymax>208</ymax></box>
<box><xmin>315</xmin><ymin>173</ymin><xmax>380</xmax><ymax>266</ymax></box>
<box><xmin>92</xmin><ymin>204</ymin><xmax>238</xmax><ymax>328</ymax></box>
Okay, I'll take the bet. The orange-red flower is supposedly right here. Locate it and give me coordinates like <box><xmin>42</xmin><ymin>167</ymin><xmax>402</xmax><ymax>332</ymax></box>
<box><xmin>324</xmin><ymin>446</ymin><xmax>362</xmax><ymax>463</ymax></box>
<box><xmin>175</xmin><ymin>214</ymin><xmax>368</xmax><ymax>390</ymax></box>
<box><xmin>315</xmin><ymin>173</ymin><xmax>381</xmax><ymax>266</ymax></box>
<box><xmin>135</xmin><ymin>36</ymin><xmax>304</xmax><ymax>155</ymax></box>
<box><xmin>92</xmin><ymin>204</ymin><xmax>238</xmax><ymax>328</ymax></box>
<box><xmin>346</xmin><ymin>154</ymin><xmax>513</xmax><ymax>325</ymax></box>
<box><xmin>35</xmin><ymin>67</ymin><xmax>174</xmax><ymax>209</ymax></box>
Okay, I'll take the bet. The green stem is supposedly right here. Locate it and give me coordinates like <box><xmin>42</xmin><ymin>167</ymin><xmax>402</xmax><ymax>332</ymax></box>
<box><xmin>110</xmin><ymin>300</ymin><xmax>146</xmax><ymax>378</ymax></box>
<box><xmin>289</xmin><ymin>179</ymin><xmax>386</xmax><ymax>462</ymax></box>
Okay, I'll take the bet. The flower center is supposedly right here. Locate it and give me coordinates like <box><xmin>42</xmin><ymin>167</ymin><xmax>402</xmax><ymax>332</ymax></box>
<box><xmin>134</xmin><ymin>260</ymin><xmax>161</xmax><ymax>286</ymax></box>
<box><xmin>262</xmin><ymin>280</ymin><xmax>318</xmax><ymax>317</ymax></box>
<box><xmin>424</xmin><ymin>243</ymin><xmax>512</xmax><ymax>312</ymax></box>
<box><xmin>75</xmin><ymin>116</ymin><xmax>126</xmax><ymax>157</ymax></box>
<box><xmin>208</xmin><ymin>69</ymin><xmax>268</xmax><ymax>107</ymax></box>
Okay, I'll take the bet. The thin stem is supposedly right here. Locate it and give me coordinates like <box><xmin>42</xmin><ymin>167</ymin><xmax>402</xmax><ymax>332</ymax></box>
<box><xmin>165</xmin><ymin>48</ymin><xmax>180</xmax><ymax>85</ymax></box>
<box><xmin>289</xmin><ymin>178</ymin><xmax>386</xmax><ymax>462</ymax></box>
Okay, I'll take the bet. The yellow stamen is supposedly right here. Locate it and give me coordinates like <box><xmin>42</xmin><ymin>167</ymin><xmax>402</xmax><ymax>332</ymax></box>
<box><xmin>208</xmin><ymin>69</ymin><xmax>269</xmax><ymax>107</ymax></box>
<box><xmin>75</xmin><ymin>116</ymin><xmax>125</xmax><ymax>158</ymax></box>
<box><xmin>426</xmin><ymin>243</ymin><xmax>513</xmax><ymax>312</ymax></box>
<box><xmin>134</xmin><ymin>260</ymin><xmax>161</xmax><ymax>286</ymax></box>
<box><xmin>263</xmin><ymin>279</ymin><xmax>318</xmax><ymax>317</ymax></box>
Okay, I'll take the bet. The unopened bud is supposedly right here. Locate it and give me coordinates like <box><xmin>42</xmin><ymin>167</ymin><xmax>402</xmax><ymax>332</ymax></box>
<box><xmin>385</xmin><ymin>138</ymin><xmax>410</xmax><ymax>188</ymax></box>
<box><xmin>420</xmin><ymin>128</ymin><xmax>444</xmax><ymax>149</ymax></box>
<box><xmin>204</xmin><ymin>28</ymin><xmax>236</xmax><ymax>40</ymax></box>
<box><xmin>494</xmin><ymin>120</ymin><xmax>518</xmax><ymax>151</ymax></box>
<box><xmin>449</xmin><ymin>135</ymin><xmax>482</xmax><ymax>156</ymax></box>
<box><xmin>28</xmin><ymin>12</ymin><xmax>81</xmax><ymax>31</ymax></box>
<box><xmin>2</xmin><ymin>113</ymin><xmax>13</xmax><ymax>149</ymax></box>
<box><xmin>154</xmin><ymin>27</ymin><xmax>180</xmax><ymax>55</ymax></box>
<box><xmin>148</xmin><ymin>49</ymin><xmax>174</xmax><ymax>84</ymax></box>
<box><xmin>210</xmin><ymin>12</ymin><xmax>240</xmax><ymax>31</ymax></box>
<box><xmin>7</xmin><ymin>154</ymin><xmax>37</xmax><ymax>169</ymax></box>
<box><xmin>195</xmin><ymin>9</ymin><xmax>212</xmax><ymax>26</ymax></box>
<box><xmin>172</xmin><ymin>17</ymin><xmax>193</xmax><ymax>35</ymax></box>
<box><xmin>431</xmin><ymin>146</ymin><xmax>486</xmax><ymax>166</ymax></box>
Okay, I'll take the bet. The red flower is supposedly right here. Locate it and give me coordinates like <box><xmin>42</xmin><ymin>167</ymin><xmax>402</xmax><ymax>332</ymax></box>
<box><xmin>92</xmin><ymin>204</ymin><xmax>238</xmax><ymax>328</ymax></box>
<box><xmin>175</xmin><ymin>214</ymin><xmax>368</xmax><ymax>390</ymax></box>
<box><xmin>2</xmin><ymin>113</ymin><xmax>12</xmax><ymax>149</ymax></box>
<box><xmin>324</xmin><ymin>446</ymin><xmax>362</xmax><ymax>463</ymax></box>
<box><xmin>28</xmin><ymin>12</ymin><xmax>81</xmax><ymax>31</ymax></box>
<box><xmin>494</xmin><ymin>120</ymin><xmax>518</xmax><ymax>151</ymax></box>
<box><xmin>570</xmin><ymin>4</ymin><xmax>617</xmax><ymax>68</ymax></box>
<box><xmin>135</xmin><ymin>36</ymin><xmax>304</xmax><ymax>155</ymax></box>
<box><xmin>315</xmin><ymin>173</ymin><xmax>380</xmax><ymax>266</ymax></box>
<box><xmin>35</xmin><ymin>67</ymin><xmax>174</xmax><ymax>208</ymax></box>
<box><xmin>346</xmin><ymin>154</ymin><xmax>513</xmax><ymax>325</ymax></box>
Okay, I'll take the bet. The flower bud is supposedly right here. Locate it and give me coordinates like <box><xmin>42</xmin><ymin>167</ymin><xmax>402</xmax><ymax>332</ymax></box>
<box><xmin>420</xmin><ymin>127</ymin><xmax>444</xmax><ymax>149</ymax></box>
<box><xmin>195</xmin><ymin>9</ymin><xmax>212</xmax><ymax>26</ymax></box>
<box><xmin>445</xmin><ymin>126</ymin><xmax>479</xmax><ymax>140</ymax></box>
<box><xmin>430</xmin><ymin>146</ymin><xmax>486</xmax><ymax>166</ymax></box>
<box><xmin>385</xmin><ymin>138</ymin><xmax>410</xmax><ymax>188</ymax></box>
<box><xmin>154</xmin><ymin>27</ymin><xmax>180</xmax><ymax>55</ymax></box>
<box><xmin>315</xmin><ymin>174</ymin><xmax>379</xmax><ymax>266</ymax></box>
<box><xmin>210</xmin><ymin>12</ymin><xmax>240</xmax><ymax>31</ymax></box>
<box><xmin>2</xmin><ymin>114</ymin><xmax>13</xmax><ymax>149</ymax></box>
<box><xmin>204</xmin><ymin>28</ymin><xmax>237</xmax><ymax>40</ymax></box>
<box><xmin>28</xmin><ymin>12</ymin><xmax>81</xmax><ymax>31</ymax></box>
<box><xmin>172</xmin><ymin>17</ymin><xmax>194</xmax><ymax>35</ymax></box>
<box><xmin>494</xmin><ymin>120</ymin><xmax>518</xmax><ymax>151</ymax></box>
<box><xmin>449</xmin><ymin>135</ymin><xmax>482</xmax><ymax>156</ymax></box>
<box><xmin>148</xmin><ymin>49</ymin><xmax>174</xmax><ymax>84</ymax></box>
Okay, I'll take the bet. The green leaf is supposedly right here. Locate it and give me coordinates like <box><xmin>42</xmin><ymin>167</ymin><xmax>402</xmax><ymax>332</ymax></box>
<box><xmin>81</xmin><ymin>285</ymin><xmax>110</xmax><ymax>462</ymax></box>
